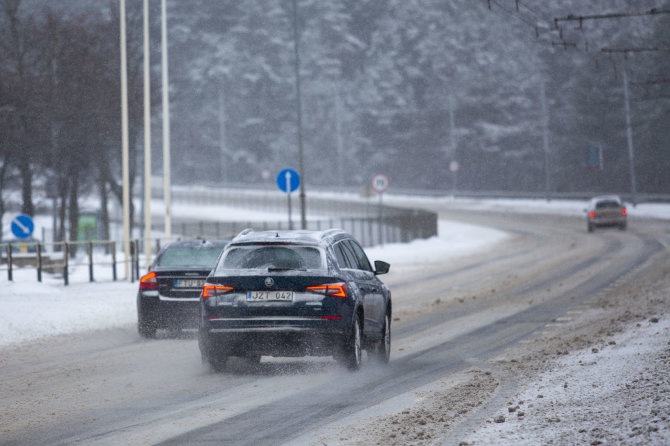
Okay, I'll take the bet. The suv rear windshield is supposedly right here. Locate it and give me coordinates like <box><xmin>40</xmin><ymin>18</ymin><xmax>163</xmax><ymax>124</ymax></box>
<box><xmin>218</xmin><ymin>245</ymin><xmax>324</xmax><ymax>271</ymax></box>
<box><xmin>157</xmin><ymin>247</ymin><xmax>224</xmax><ymax>268</ymax></box>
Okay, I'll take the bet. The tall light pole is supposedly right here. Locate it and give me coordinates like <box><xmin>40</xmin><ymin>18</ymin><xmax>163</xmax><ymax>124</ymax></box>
<box><xmin>291</xmin><ymin>0</ymin><xmax>306</xmax><ymax>229</ymax></box>
<box><xmin>161</xmin><ymin>0</ymin><xmax>172</xmax><ymax>240</ymax></box>
<box><xmin>143</xmin><ymin>0</ymin><xmax>152</xmax><ymax>269</ymax></box>
<box><xmin>540</xmin><ymin>79</ymin><xmax>551</xmax><ymax>200</ymax></box>
<box><xmin>120</xmin><ymin>0</ymin><xmax>131</xmax><ymax>279</ymax></box>
<box><xmin>622</xmin><ymin>67</ymin><xmax>637</xmax><ymax>205</ymax></box>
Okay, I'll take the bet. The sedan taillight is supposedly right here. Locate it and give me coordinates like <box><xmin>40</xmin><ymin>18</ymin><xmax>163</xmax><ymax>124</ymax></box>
<box><xmin>306</xmin><ymin>282</ymin><xmax>347</xmax><ymax>298</ymax></box>
<box><xmin>139</xmin><ymin>271</ymin><xmax>158</xmax><ymax>290</ymax></box>
<box><xmin>202</xmin><ymin>283</ymin><xmax>234</xmax><ymax>299</ymax></box>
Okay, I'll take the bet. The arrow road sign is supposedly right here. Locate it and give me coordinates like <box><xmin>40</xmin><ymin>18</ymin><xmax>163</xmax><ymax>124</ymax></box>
<box><xmin>277</xmin><ymin>168</ymin><xmax>300</xmax><ymax>193</ymax></box>
<box><xmin>11</xmin><ymin>214</ymin><xmax>35</xmax><ymax>239</ymax></box>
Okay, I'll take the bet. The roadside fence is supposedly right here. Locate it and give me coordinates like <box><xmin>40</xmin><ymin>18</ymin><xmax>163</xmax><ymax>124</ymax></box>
<box><xmin>1</xmin><ymin>206</ymin><xmax>437</xmax><ymax>285</ymax></box>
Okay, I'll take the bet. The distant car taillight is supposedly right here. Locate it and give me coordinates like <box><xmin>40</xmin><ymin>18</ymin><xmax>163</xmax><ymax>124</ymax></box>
<box><xmin>139</xmin><ymin>271</ymin><xmax>158</xmax><ymax>290</ymax></box>
<box><xmin>202</xmin><ymin>283</ymin><xmax>234</xmax><ymax>299</ymax></box>
<box><xmin>306</xmin><ymin>282</ymin><xmax>347</xmax><ymax>298</ymax></box>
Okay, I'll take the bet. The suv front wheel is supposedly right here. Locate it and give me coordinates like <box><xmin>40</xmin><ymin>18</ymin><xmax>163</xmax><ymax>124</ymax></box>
<box><xmin>370</xmin><ymin>312</ymin><xmax>391</xmax><ymax>363</ymax></box>
<box><xmin>337</xmin><ymin>315</ymin><xmax>362</xmax><ymax>370</ymax></box>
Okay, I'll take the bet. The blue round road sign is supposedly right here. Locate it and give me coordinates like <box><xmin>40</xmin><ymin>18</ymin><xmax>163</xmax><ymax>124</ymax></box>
<box><xmin>276</xmin><ymin>168</ymin><xmax>300</xmax><ymax>193</ymax></box>
<box><xmin>11</xmin><ymin>214</ymin><xmax>35</xmax><ymax>239</ymax></box>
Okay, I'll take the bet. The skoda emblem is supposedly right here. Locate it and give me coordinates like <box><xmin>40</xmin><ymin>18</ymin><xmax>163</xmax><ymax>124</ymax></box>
<box><xmin>264</xmin><ymin>277</ymin><xmax>274</xmax><ymax>288</ymax></box>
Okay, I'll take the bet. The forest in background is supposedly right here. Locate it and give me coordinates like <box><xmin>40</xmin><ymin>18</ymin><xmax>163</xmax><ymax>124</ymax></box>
<box><xmin>1</xmin><ymin>0</ymin><xmax>669</xmax><ymax>241</ymax></box>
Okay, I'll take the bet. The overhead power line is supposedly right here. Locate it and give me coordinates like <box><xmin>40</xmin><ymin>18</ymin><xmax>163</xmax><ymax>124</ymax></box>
<box><xmin>554</xmin><ymin>8</ymin><xmax>670</xmax><ymax>28</ymax></box>
<box><xmin>602</xmin><ymin>47</ymin><xmax>670</xmax><ymax>54</ymax></box>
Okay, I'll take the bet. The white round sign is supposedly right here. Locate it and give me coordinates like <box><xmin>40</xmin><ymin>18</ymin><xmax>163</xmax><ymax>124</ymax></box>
<box><xmin>371</xmin><ymin>174</ymin><xmax>389</xmax><ymax>193</ymax></box>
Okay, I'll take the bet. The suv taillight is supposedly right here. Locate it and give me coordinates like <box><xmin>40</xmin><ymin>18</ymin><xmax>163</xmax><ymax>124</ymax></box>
<box><xmin>306</xmin><ymin>282</ymin><xmax>347</xmax><ymax>298</ymax></box>
<box><xmin>202</xmin><ymin>283</ymin><xmax>234</xmax><ymax>299</ymax></box>
<box><xmin>139</xmin><ymin>271</ymin><xmax>158</xmax><ymax>290</ymax></box>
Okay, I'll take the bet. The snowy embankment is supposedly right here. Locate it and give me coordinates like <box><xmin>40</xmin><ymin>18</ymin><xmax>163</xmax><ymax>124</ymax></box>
<box><xmin>0</xmin><ymin>215</ymin><xmax>505</xmax><ymax>347</ymax></box>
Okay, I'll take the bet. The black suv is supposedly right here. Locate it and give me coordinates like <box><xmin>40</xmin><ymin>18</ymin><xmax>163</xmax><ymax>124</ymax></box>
<box><xmin>137</xmin><ymin>239</ymin><xmax>229</xmax><ymax>338</ymax></box>
<box><xmin>198</xmin><ymin>229</ymin><xmax>392</xmax><ymax>371</ymax></box>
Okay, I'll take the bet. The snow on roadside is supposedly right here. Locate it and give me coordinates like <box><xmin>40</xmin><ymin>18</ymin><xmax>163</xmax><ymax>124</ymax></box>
<box><xmin>0</xmin><ymin>277</ymin><xmax>137</xmax><ymax>347</ymax></box>
<box><xmin>0</xmin><ymin>219</ymin><xmax>504</xmax><ymax>348</ymax></box>
<box><xmin>365</xmin><ymin>220</ymin><xmax>506</xmax><ymax>274</ymax></box>
<box><xmin>462</xmin><ymin>317</ymin><xmax>670</xmax><ymax>445</ymax></box>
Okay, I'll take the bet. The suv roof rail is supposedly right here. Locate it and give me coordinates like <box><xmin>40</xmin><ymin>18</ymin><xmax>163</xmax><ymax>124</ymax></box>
<box><xmin>233</xmin><ymin>228</ymin><xmax>254</xmax><ymax>240</ymax></box>
<box><xmin>321</xmin><ymin>228</ymin><xmax>345</xmax><ymax>238</ymax></box>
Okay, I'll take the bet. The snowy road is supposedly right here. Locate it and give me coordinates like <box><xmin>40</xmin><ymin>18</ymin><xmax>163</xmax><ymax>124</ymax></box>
<box><xmin>1</xmin><ymin>208</ymin><xmax>668</xmax><ymax>445</ymax></box>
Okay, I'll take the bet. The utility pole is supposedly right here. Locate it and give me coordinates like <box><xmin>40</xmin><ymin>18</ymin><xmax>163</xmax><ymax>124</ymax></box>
<box><xmin>218</xmin><ymin>86</ymin><xmax>228</xmax><ymax>182</ymax></box>
<box><xmin>161</xmin><ymin>0</ymin><xmax>172</xmax><ymax>241</ymax></box>
<box><xmin>622</xmin><ymin>67</ymin><xmax>637</xmax><ymax>205</ymax></box>
<box><xmin>291</xmin><ymin>0</ymin><xmax>307</xmax><ymax>229</ymax></box>
<box><xmin>120</xmin><ymin>0</ymin><xmax>131</xmax><ymax>279</ymax></box>
<box><xmin>540</xmin><ymin>79</ymin><xmax>551</xmax><ymax>200</ymax></box>
<box><xmin>334</xmin><ymin>88</ymin><xmax>344</xmax><ymax>191</ymax></box>
<box><xmin>447</xmin><ymin>88</ymin><xmax>457</xmax><ymax>195</ymax></box>
<box><xmin>143</xmin><ymin>0</ymin><xmax>152</xmax><ymax>269</ymax></box>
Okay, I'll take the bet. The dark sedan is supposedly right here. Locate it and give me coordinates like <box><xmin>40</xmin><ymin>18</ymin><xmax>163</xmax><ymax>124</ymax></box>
<box><xmin>198</xmin><ymin>229</ymin><xmax>392</xmax><ymax>371</ymax></box>
<box><xmin>137</xmin><ymin>239</ymin><xmax>229</xmax><ymax>338</ymax></box>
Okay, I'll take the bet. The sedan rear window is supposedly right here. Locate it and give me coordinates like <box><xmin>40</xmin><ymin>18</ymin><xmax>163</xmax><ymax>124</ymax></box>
<box><xmin>219</xmin><ymin>245</ymin><xmax>324</xmax><ymax>270</ymax></box>
<box><xmin>157</xmin><ymin>247</ymin><xmax>224</xmax><ymax>268</ymax></box>
<box><xmin>595</xmin><ymin>201</ymin><xmax>621</xmax><ymax>209</ymax></box>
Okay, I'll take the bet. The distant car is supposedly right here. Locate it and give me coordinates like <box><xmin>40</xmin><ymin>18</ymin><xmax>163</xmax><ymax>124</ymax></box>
<box><xmin>198</xmin><ymin>229</ymin><xmax>392</xmax><ymax>372</ymax></box>
<box><xmin>137</xmin><ymin>239</ymin><xmax>229</xmax><ymax>338</ymax></box>
<box><xmin>586</xmin><ymin>195</ymin><xmax>627</xmax><ymax>232</ymax></box>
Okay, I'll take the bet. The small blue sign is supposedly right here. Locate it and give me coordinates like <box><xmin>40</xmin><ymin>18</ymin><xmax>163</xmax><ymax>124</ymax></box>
<box><xmin>11</xmin><ymin>214</ymin><xmax>34</xmax><ymax>239</ymax></box>
<box><xmin>276</xmin><ymin>168</ymin><xmax>300</xmax><ymax>193</ymax></box>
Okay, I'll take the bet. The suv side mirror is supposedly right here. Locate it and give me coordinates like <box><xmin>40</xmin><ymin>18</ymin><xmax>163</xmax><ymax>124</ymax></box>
<box><xmin>374</xmin><ymin>260</ymin><xmax>390</xmax><ymax>275</ymax></box>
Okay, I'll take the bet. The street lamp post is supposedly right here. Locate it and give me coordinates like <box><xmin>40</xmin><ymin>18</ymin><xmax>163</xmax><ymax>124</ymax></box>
<box><xmin>161</xmin><ymin>0</ymin><xmax>172</xmax><ymax>240</ymax></box>
<box><xmin>120</xmin><ymin>0</ymin><xmax>131</xmax><ymax>279</ymax></box>
<box><xmin>291</xmin><ymin>0</ymin><xmax>306</xmax><ymax>229</ymax></box>
<box><xmin>143</xmin><ymin>0</ymin><xmax>152</xmax><ymax>269</ymax></box>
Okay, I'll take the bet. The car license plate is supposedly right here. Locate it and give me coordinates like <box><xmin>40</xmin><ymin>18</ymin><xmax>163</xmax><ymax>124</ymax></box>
<box><xmin>174</xmin><ymin>279</ymin><xmax>204</xmax><ymax>288</ymax></box>
<box><xmin>247</xmin><ymin>290</ymin><xmax>294</xmax><ymax>301</ymax></box>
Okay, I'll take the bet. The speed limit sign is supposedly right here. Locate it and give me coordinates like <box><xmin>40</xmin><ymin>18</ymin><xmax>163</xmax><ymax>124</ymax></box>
<box><xmin>371</xmin><ymin>174</ymin><xmax>389</xmax><ymax>193</ymax></box>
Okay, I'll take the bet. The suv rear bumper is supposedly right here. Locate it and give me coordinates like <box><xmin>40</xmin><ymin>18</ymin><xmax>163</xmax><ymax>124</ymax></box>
<box><xmin>200</xmin><ymin>317</ymin><xmax>349</xmax><ymax>357</ymax></box>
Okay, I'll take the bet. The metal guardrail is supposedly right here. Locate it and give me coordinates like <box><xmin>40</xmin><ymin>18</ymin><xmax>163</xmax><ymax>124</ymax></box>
<box><xmin>165</xmin><ymin>208</ymin><xmax>437</xmax><ymax>248</ymax></box>
<box><xmin>1</xmin><ymin>205</ymin><xmax>438</xmax><ymax>285</ymax></box>
<box><xmin>1</xmin><ymin>240</ymin><xmax>124</xmax><ymax>285</ymax></box>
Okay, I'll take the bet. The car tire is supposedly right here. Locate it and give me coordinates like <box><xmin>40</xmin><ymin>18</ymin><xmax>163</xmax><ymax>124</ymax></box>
<box><xmin>203</xmin><ymin>344</ymin><xmax>228</xmax><ymax>372</ymax></box>
<box><xmin>208</xmin><ymin>350</ymin><xmax>229</xmax><ymax>372</ymax></box>
<box><xmin>338</xmin><ymin>315</ymin><xmax>362</xmax><ymax>371</ymax></box>
<box><xmin>137</xmin><ymin>311</ymin><xmax>157</xmax><ymax>339</ymax></box>
<box><xmin>199</xmin><ymin>331</ymin><xmax>228</xmax><ymax>371</ymax></box>
<box><xmin>370</xmin><ymin>312</ymin><xmax>391</xmax><ymax>364</ymax></box>
<box><xmin>619</xmin><ymin>223</ymin><xmax>627</xmax><ymax>231</ymax></box>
